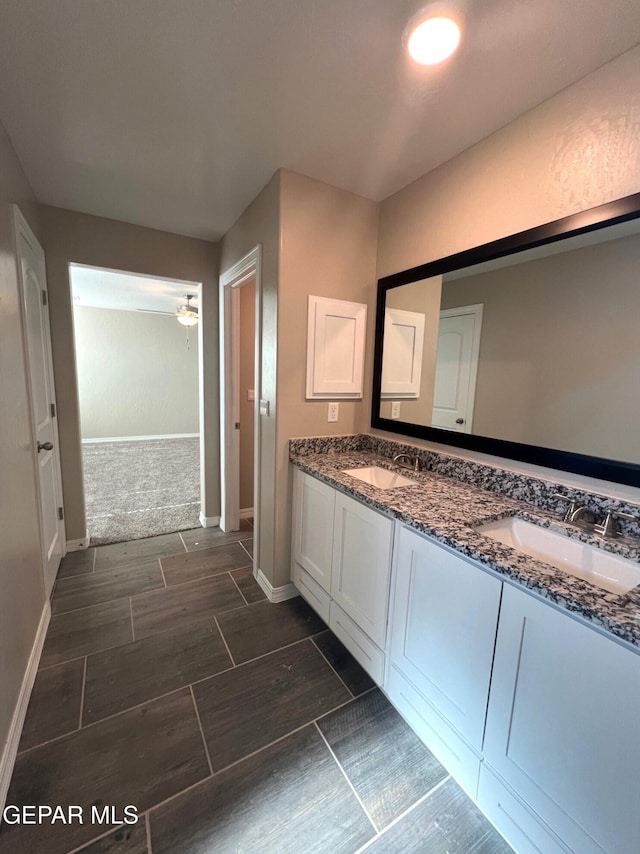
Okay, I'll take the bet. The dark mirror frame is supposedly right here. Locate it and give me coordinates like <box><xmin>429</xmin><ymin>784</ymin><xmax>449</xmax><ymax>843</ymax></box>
<box><xmin>371</xmin><ymin>192</ymin><xmax>640</xmax><ymax>488</ymax></box>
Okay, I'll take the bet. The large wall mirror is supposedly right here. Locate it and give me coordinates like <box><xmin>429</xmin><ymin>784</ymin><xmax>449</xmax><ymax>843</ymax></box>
<box><xmin>371</xmin><ymin>193</ymin><xmax>640</xmax><ymax>487</ymax></box>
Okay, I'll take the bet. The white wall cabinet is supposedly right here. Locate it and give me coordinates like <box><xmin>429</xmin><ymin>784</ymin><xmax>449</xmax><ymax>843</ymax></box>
<box><xmin>380</xmin><ymin>307</ymin><xmax>425</xmax><ymax>398</ymax></box>
<box><xmin>386</xmin><ymin>526</ymin><xmax>502</xmax><ymax>795</ymax></box>
<box><xmin>306</xmin><ymin>295</ymin><xmax>367</xmax><ymax>399</ymax></box>
<box><xmin>481</xmin><ymin>583</ymin><xmax>640</xmax><ymax>854</ymax></box>
<box><xmin>290</xmin><ymin>469</ymin><xmax>393</xmax><ymax>680</ymax></box>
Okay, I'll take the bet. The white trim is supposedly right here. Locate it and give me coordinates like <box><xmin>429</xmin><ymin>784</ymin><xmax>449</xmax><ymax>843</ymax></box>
<box><xmin>219</xmin><ymin>245</ymin><xmax>262</xmax><ymax>590</ymax></box>
<box><xmin>66</xmin><ymin>532</ymin><xmax>90</xmax><ymax>552</ymax></box>
<box><xmin>82</xmin><ymin>433</ymin><xmax>200</xmax><ymax>444</ymax></box>
<box><xmin>239</xmin><ymin>507</ymin><xmax>254</xmax><ymax>520</ymax></box>
<box><xmin>255</xmin><ymin>569</ymin><xmax>298</xmax><ymax>603</ymax></box>
<box><xmin>199</xmin><ymin>513</ymin><xmax>220</xmax><ymax>529</ymax></box>
<box><xmin>0</xmin><ymin>602</ymin><xmax>51</xmax><ymax>813</ymax></box>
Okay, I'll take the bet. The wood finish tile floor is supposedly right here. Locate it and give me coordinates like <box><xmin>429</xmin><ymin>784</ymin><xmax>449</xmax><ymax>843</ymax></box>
<box><xmin>1</xmin><ymin>523</ymin><xmax>512</xmax><ymax>854</ymax></box>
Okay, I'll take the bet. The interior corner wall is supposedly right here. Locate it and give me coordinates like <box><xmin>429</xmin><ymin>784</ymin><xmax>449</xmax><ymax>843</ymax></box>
<box><xmin>0</xmin><ymin>117</ymin><xmax>46</xmax><ymax>773</ymax></box>
<box><xmin>219</xmin><ymin>172</ymin><xmax>281</xmax><ymax>588</ymax></box>
<box><xmin>274</xmin><ymin>170</ymin><xmax>379</xmax><ymax>589</ymax></box>
<box><xmin>39</xmin><ymin>206</ymin><xmax>220</xmax><ymax>539</ymax></box>
<box><xmin>374</xmin><ymin>45</ymin><xmax>640</xmax><ymax>502</ymax></box>
<box><xmin>73</xmin><ymin>306</ymin><xmax>200</xmax><ymax>439</ymax></box>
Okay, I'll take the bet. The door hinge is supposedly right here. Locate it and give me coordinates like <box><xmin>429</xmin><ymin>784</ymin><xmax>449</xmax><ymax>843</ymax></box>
<box><xmin>58</xmin><ymin>506</ymin><xmax>64</xmax><ymax>521</ymax></box>
<box><xmin>42</xmin><ymin>290</ymin><xmax>48</xmax><ymax>306</ymax></box>
<box><xmin>50</xmin><ymin>402</ymin><xmax>56</xmax><ymax>418</ymax></box>
<box><xmin>234</xmin><ymin>422</ymin><xmax>241</xmax><ymax>430</ymax></box>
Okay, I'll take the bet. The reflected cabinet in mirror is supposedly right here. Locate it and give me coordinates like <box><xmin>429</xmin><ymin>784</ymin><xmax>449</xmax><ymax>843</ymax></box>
<box><xmin>372</xmin><ymin>193</ymin><xmax>640</xmax><ymax>487</ymax></box>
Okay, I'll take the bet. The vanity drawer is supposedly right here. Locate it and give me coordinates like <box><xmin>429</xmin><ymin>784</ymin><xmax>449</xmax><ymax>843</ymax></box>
<box><xmin>477</xmin><ymin>764</ymin><xmax>571</xmax><ymax>854</ymax></box>
<box><xmin>293</xmin><ymin>562</ymin><xmax>331</xmax><ymax>624</ymax></box>
<box><xmin>329</xmin><ymin>601</ymin><xmax>385</xmax><ymax>685</ymax></box>
<box><xmin>386</xmin><ymin>663</ymin><xmax>481</xmax><ymax>799</ymax></box>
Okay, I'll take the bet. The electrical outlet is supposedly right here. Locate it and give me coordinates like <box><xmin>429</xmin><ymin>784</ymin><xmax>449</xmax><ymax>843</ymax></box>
<box><xmin>391</xmin><ymin>401</ymin><xmax>401</xmax><ymax>419</ymax></box>
<box><xmin>327</xmin><ymin>402</ymin><xmax>339</xmax><ymax>423</ymax></box>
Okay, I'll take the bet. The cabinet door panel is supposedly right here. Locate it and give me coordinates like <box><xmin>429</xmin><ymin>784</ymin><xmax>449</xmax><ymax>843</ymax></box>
<box><xmin>292</xmin><ymin>470</ymin><xmax>335</xmax><ymax>592</ymax></box>
<box><xmin>330</xmin><ymin>493</ymin><xmax>393</xmax><ymax>647</ymax></box>
<box><xmin>484</xmin><ymin>584</ymin><xmax>640</xmax><ymax>854</ymax></box>
<box><xmin>390</xmin><ymin>528</ymin><xmax>502</xmax><ymax>749</ymax></box>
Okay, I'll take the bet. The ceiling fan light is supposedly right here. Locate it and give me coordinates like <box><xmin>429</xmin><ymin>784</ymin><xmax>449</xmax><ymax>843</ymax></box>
<box><xmin>176</xmin><ymin>294</ymin><xmax>199</xmax><ymax>326</ymax></box>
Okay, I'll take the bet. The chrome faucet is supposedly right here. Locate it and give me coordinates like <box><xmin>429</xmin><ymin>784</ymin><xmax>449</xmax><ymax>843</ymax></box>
<box><xmin>393</xmin><ymin>453</ymin><xmax>422</xmax><ymax>473</ymax></box>
<box><xmin>594</xmin><ymin>510</ymin><xmax>639</xmax><ymax>539</ymax></box>
<box><xmin>553</xmin><ymin>494</ymin><xmax>596</xmax><ymax>527</ymax></box>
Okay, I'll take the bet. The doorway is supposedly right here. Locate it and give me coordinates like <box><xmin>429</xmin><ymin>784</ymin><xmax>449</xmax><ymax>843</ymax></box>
<box><xmin>219</xmin><ymin>246</ymin><xmax>262</xmax><ymax>580</ymax></box>
<box><xmin>69</xmin><ymin>264</ymin><xmax>204</xmax><ymax>544</ymax></box>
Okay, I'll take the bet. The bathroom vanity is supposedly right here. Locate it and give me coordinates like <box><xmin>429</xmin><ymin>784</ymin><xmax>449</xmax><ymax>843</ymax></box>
<box><xmin>289</xmin><ymin>436</ymin><xmax>640</xmax><ymax>854</ymax></box>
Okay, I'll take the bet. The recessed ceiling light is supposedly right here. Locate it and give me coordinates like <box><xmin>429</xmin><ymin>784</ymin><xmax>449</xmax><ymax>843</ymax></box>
<box><xmin>407</xmin><ymin>16</ymin><xmax>461</xmax><ymax>65</ymax></box>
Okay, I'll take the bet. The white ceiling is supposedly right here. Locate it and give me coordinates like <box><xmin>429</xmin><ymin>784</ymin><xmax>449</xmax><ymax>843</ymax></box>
<box><xmin>1</xmin><ymin>1</ymin><xmax>640</xmax><ymax>241</ymax></box>
<box><xmin>69</xmin><ymin>264</ymin><xmax>199</xmax><ymax>314</ymax></box>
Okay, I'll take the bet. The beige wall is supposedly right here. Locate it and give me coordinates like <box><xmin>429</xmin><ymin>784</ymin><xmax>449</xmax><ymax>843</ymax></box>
<box><xmin>39</xmin><ymin>206</ymin><xmax>220</xmax><ymax>539</ymax></box>
<box><xmin>220</xmin><ymin>172</ymin><xmax>280</xmax><ymax>584</ymax></box>
<box><xmin>0</xmin><ymin>120</ymin><xmax>46</xmax><ymax>766</ymax></box>
<box><xmin>440</xmin><ymin>232</ymin><xmax>640</xmax><ymax>461</ymax></box>
<box><xmin>375</xmin><ymin>45</ymin><xmax>640</xmax><ymax>502</ymax></box>
<box><xmin>275</xmin><ymin>170</ymin><xmax>379</xmax><ymax>587</ymax></box>
<box><xmin>239</xmin><ymin>279</ymin><xmax>255</xmax><ymax>510</ymax></box>
<box><xmin>73</xmin><ymin>306</ymin><xmax>199</xmax><ymax>439</ymax></box>
<box><xmin>380</xmin><ymin>276</ymin><xmax>442</xmax><ymax>425</ymax></box>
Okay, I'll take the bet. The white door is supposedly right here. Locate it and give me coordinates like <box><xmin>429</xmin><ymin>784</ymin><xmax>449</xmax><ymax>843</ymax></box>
<box><xmin>14</xmin><ymin>207</ymin><xmax>65</xmax><ymax>596</ymax></box>
<box><xmin>432</xmin><ymin>304</ymin><xmax>483</xmax><ymax>432</ymax></box>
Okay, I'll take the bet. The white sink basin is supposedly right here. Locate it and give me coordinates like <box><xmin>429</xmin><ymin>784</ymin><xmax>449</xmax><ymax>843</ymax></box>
<box><xmin>342</xmin><ymin>466</ymin><xmax>416</xmax><ymax>490</ymax></box>
<box><xmin>478</xmin><ymin>517</ymin><xmax>640</xmax><ymax>595</ymax></box>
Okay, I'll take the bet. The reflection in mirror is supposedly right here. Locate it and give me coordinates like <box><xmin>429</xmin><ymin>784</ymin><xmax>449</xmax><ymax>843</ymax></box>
<box><xmin>378</xmin><ymin>219</ymin><xmax>640</xmax><ymax>464</ymax></box>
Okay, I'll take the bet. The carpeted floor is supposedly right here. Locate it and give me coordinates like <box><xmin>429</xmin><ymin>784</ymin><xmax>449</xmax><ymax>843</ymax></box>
<box><xmin>82</xmin><ymin>437</ymin><xmax>200</xmax><ymax>545</ymax></box>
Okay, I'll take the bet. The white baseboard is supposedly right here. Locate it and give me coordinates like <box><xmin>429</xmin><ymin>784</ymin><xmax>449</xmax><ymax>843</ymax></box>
<box><xmin>66</xmin><ymin>531</ymin><xmax>90</xmax><ymax>552</ymax></box>
<box><xmin>239</xmin><ymin>507</ymin><xmax>254</xmax><ymax>520</ymax></box>
<box><xmin>82</xmin><ymin>433</ymin><xmax>200</xmax><ymax>444</ymax></box>
<box><xmin>199</xmin><ymin>513</ymin><xmax>220</xmax><ymax>529</ymax></box>
<box><xmin>0</xmin><ymin>601</ymin><xmax>51</xmax><ymax>812</ymax></box>
<box><xmin>256</xmin><ymin>569</ymin><xmax>298</xmax><ymax>603</ymax></box>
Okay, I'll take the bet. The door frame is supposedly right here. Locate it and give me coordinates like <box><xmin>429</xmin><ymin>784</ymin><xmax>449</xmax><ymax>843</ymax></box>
<box><xmin>435</xmin><ymin>303</ymin><xmax>483</xmax><ymax>433</ymax></box>
<box><xmin>219</xmin><ymin>245</ymin><xmax>262</xmax><ymax>576</ymax></box>
<box><xmin>13</xmin><ymin>205</ymin><xmax>66</xmax><ymax>592</ymax></box>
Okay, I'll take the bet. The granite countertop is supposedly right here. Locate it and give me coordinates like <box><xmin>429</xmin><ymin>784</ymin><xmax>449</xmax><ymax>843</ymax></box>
<box><xmin>290</xmin><ymin>448</ymin><xmax>640</xmax><ymax>651</ymax></box>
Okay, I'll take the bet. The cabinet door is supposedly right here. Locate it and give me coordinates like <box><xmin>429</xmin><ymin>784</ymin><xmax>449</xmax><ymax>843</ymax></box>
<box><xmin>389</xmin><ymin>527</ymin><xmax>502</xmax><ymax>750</ymax></box>
<box><xmin>330</xmin><ymin>492</ymin><xmax>393</xmax><ymax>647</ymax></box>
<box><xmin>292</xmin><ymin>470</ymin><xmax>335</xmax><ymax>593</ymax></box>
<box><xmin>484</xmin><ymin>584</ymin><xmax>640</xmax><ymax>854</ymax></box>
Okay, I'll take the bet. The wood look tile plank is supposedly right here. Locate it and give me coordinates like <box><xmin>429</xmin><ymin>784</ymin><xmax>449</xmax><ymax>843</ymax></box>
<box><xmin>193</xmin><ymin>640</ymin><xmax>349</xmax><ymax>771</ymax></box>
<box><xmin>216</xmin><ymin>597</ymin><xmax>326</xmax><ymax>663</ymax></box>
<box><xmin>57</xmin><ymin>548</ymin><xmax>95</xmax><ymax>579</ymax></box>
<box><xmin>131</xmin><ymin>573</ymin><xmax>244</xmax><ymax>639</ymax></box>
<box><xmin>18</xmin><ymin>658</ymin><xmax>85</xmax><ymax>752</ymax></box>
<box><xmin>40</xmin><ymin>599</ymin><xmax>133</xmax><ymax>669</ymax></box>
<box><xmin>0</xmin><ymin>690</ymin><xmax>209</xmax><ymax>854</ymax></box>
<box><xmin>160</xmin><ymin>543</ymin><xmax>251</xmax><ymax>587</ymax></box>
<box><xmin>94</xmin><ymin>533</ymin><xmax>184</xmax><ymax>571</ymax></box>
<box><xmin>84</xmin><ymin>620</ymin><xmax>232</xmax><ymax>724</ymax></box>
<box><xmin>362</xmin><ymin>777</ymin><xmax>513</xmax><ymax>853</ymax></box>
<box><xmin>149</xmin><ymin>724</ymin><xmax>374</xmax><ymax>854</ymax></box>
<box><xmin>229</xmin><ymin>566</ymin><xmax>265</xmax><ymax>603</ymax></box>
<box><xmin>318</xmin><ymin>689</ymin><xmax>448</xmax><ymax>829</ymax></box>
<box><xmin>313</xmin><ymin>629</ymin><xmax>375</xmax><ymax>696</ymax></box>
<box><xmin>74</xmin><ymin>823</ymin><xmax>148</xmax><ymax>854</ymax></box>
<box><xmin>180</xmin><ymin>520</ymin><xmax>252</xmax><ymax>551</ymax></box>
<box><xmin>52</xmin><ymin>560</ymin><xmax>164</xmax><ymax>615</ymax></box>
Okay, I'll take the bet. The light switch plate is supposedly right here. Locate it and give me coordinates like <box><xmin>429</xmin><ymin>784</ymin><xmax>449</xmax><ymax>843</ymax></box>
<box><xmin>391</xmin><ymin>401</ymin><xmax>401</xmax><ymax>419</ymax></box>
<box><xmin>248</xmin><ymin>389</ymin><xmax>255</xmax><ymax>401</ymax></box>
<box><xmin>327</xmin><ymin>402</ymin><xmax>339</xmax><ymax>423</ymax></box>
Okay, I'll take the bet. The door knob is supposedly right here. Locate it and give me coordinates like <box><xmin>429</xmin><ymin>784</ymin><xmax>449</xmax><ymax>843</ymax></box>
<box><xmin>37</xmin><ymin>441</ymin><xmax>53</xmax><ymax>452</ymax></box>
<box><xmin>455</xmin><ymin>418</ymin><xmax>464</xmax><ymax>424</ymax></box>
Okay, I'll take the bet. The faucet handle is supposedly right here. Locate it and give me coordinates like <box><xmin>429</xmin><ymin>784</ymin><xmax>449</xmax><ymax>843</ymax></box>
<box><xmin>552</xmin><ymin>493</ymin><xmax>577</xmax><ymax>522</ymax></box>
<box><xmin>595</xmin><ymin>510</ymin><xmax>640</xmax><ymax>538</ymax></box>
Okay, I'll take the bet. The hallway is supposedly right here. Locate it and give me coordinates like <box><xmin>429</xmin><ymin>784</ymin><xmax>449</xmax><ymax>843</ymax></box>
<box><xmin>1</xmin><ymin>525</ymin><xmax>510</xmax><ymax>854</ymax></box>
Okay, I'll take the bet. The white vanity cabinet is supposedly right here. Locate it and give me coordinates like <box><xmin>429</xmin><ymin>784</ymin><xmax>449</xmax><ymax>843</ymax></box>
<box><xmin>386</xmin><ymin>525</ymin><xmax>502</xmax><ymax>795</ymax></box>
<box><xmin>291</xmin><ymin>469</ymin><xmax>394</xmax><ymax>681</ymax></box>
<box><xmin>480</xmin><ymin>583</ymin><xmax>640</xmax><ymax>854</ymax></box>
